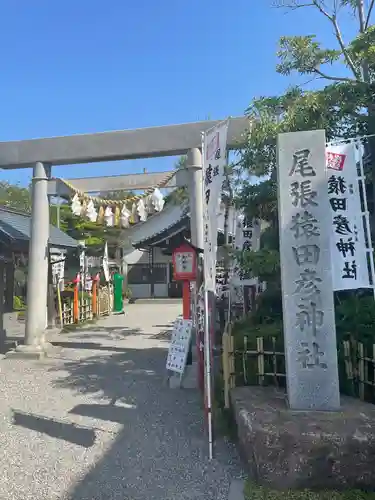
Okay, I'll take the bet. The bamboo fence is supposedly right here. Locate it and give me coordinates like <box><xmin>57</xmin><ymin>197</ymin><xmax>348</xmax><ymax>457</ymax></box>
<box><xmin>59</xmin><ymin>286</ymin><xmax>112</xmax><ymax>327</ymax></box>
<box><xmin>221</xmin><ymin>332</ymin><xmax>375</xmax><ymax>407</ymax></box>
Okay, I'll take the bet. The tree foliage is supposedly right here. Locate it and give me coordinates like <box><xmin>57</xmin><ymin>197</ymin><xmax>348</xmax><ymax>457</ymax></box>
<box><xmin>165</xmin><ymin>156</ymin><xmax>188</xmax><ymax>205</ymax></box>
<box><xmin>240</xmin><ymin>1</ymin><xmax>375</xmax><ymax>220</ymax></box>
<box><xmin>50</xmin><ymin>188</ymin><xmax>136</xmax><ymax>251</ymax></box>
<box><xmin>50</xmin><ymin>204</ymin><xmax>122</xmax><ymax>250</ymax></box>
<box><xmin>0</xmin><ymin>181</ymin><xmax>32</xmax><ymax>213</ymax></box>
<box><xmin>276</xmin><ymin>0</ymin><xmax>375</xmax><ymax>78</ymax></box>
<box><xmin>235</xmin><ymin>0</ymin><xmax>375</xmax><ymax>331</ymax></box>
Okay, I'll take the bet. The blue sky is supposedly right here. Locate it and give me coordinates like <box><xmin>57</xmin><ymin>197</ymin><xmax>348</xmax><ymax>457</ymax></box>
<box><xmin>0</xmin><ymin>0</ymin><xmax>360</xmax><ymax>186</ymax></box>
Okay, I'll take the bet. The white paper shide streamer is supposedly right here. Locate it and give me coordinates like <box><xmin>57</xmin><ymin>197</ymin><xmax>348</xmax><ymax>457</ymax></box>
<box><xmin>131</xmin><ymin>203</ymin><xmax>139</xmax><ymax>224</ymax></box>
<box><xmin>69</xmin><ymin>185</ymin><xmax>166</xmax><ymax>226</ymax></box>
<box><xmin>85</xmin><ymin>200</ymin><xmax>98</xmax><ymax>222</ymax></box>
<box><xmin>137</xmin><ymin>198</ymin><xmax>148</xmax><ymax>222</ymax></box>
<box><xmin>104</xmin><ymin>206</ymin><xmax>114</xmax><ymax>227</ymax></box>
<box><xmin>71</xmin><ymin>194</ymin><xmax>82</xmax><ymax>216</ymax></box>
<box><xmin>120</xmin><ymin>205</ymin><xmax>131</xmax><ymax>228</ymax></box>
<box><xmin>151</xmin><ymin>188</ymin><xmax>165</xmax><ymax>212</ymax></box>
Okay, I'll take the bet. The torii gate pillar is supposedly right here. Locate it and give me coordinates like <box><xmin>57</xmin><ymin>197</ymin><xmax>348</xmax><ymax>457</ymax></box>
<box><xmin>9</xmin><ymin>161</ymin><xmax>51</xmax><ymax>358</ymax></box>
<box><xmin>184</xmin><ymin>148</ymin><xmax>204</xmax><ymax>378</ymax></box>
<box><xmin>186</xmin><ymin>148</ymin><xmax>204</xmax><ymax>250</ymax></box>
<box><xmin>0</xmin><ymin>117</ymin><xmax>249</xmax><ymax>359</ymax></box>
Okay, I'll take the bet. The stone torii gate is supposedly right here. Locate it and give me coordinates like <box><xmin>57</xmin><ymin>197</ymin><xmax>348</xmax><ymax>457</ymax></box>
<box><xmin>0</xmin><ymin>117</ymin><xmax>249</xmax><ymax>358</ymax></box>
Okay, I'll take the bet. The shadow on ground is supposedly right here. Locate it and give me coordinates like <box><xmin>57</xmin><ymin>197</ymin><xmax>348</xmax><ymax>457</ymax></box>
<box><xmin>11</xmin><ymin>409</ymin><xmax>96</xmax><ymax>448</ymax></box>
<box><xmin>51</xmin><ymin>341</ymin><xmax>131</xmax><ymax>353</ymax></box>
<box><xmin>68</xmin><ymin>325</ymin><xmax>144</xmax><ymax>341</ymax></box>
<box><xmin>0</xmin><ymin>337</ymin><xmax>20</xmax><ymax>354</ymax></box>
<box><xmin>0</xmin><ymin>326</ymin><xmax>147</xmax><ymax>354</ymax></box>
<box><xmin>152</xmin><ymin>324</ymin><xmax>176</xmax><ymax>328</ymax></box>
<box><xmin>50</xmin><ymin>346</ymin><xmax>164</xmax><ymax>404</ymax></box>
<box><xmin>49</xmin><ymin>345</ymin><xmax>239</xmax><ymax>500</ymax></box>
<box><xmin>151</xmin><ymin>321</ymin><xmax>176</xmax><ymax>341</ymax></box>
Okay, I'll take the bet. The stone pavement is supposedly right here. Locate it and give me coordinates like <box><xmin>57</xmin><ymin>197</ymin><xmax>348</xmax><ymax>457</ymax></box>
<box><xmin>0</xmin><ymin>301</ymin><xmax>244</xmax><ymax>500</ymax></box>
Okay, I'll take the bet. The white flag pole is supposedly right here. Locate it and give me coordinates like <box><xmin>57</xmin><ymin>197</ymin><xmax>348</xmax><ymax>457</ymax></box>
<box><xmin>227</xmin><ymin>207</ymin><xmax>237</xmax><ymax>325</ymax></box>
<box><xmin>201</xmin><ymin>131</ymin><xmax>214</xmax><ymax>461</ymax></box>
<box><xmin>203</xmin><ymin>287</ymin><xmax>213</xmax><ymax>460</ymax></box>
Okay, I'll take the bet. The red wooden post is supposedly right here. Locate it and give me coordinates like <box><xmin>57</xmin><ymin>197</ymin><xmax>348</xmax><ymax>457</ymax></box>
<box><xmin>197</xmin><ymin>328</ymin><xmax>205</xmax><ymax>393</ymax></box>
<box><xmin>172</xmin><ymin>242</ymin><xmax>197</xmax><ymax>368</ymax></box>
<box><xmin>182</xmin><ymin>280</ymin><xmax>191</xmax><ymax>320</ymax></box>
<box><xmin>92</xmin><ymin>274</ymin><xmax>99</xmax><ymax>317</ymax></box>
<box><xmin>172</xmin><ymin>243</ymin><xmax>197</xmax><ymax>321</ymax></box>
<box><xmin>72</xmin><ymin>274</ymin><xmax>80</xmax><ymax>323</ymax></box>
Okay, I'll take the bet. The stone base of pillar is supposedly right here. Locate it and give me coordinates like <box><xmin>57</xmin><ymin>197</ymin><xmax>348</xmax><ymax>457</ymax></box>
<box><xmin>231</xmin><ymin>386</ymin><xmax>375</xmax><ymax>491</ymax></box>
<box><xmin>4</xmin><ymin>341</ymin><xmax>57</xmax><ymax>360</ymax></box>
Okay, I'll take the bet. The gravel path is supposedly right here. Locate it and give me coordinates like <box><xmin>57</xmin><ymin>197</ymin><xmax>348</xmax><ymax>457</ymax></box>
<box><xmin>0</xmin><ymin>302</ymin><xmax>243</xmax><ymax>500</ymax></box>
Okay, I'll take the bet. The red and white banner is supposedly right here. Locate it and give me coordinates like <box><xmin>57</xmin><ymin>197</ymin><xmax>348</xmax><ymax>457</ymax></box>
<box><xmin>326</xmin><ymin>143</ymin><xmax>370</xmax><ymax>291</ymax></box>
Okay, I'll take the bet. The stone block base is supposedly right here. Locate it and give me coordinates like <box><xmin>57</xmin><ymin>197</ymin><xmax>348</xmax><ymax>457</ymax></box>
<box><xmin>5</xmin><ymin>347</ymin><xmax>46</xmax><ymax>360</ymax></box>
<box><xmin>4</xmin><ymin>342</ymin><xmax>59</xmax><ymax>360</ymax></box>
<box><xmin>168</xmin><ymin>362</ymin><xmax>198</xmax><ymax>389</ymax></box>
<box><xmin>231</xmin><ymin>386</ymin><xmax>375</xmax><ymax>491</ymax></box>
<box><xmin>168</xmin><ymin>373</ymin><xmax>182</xmax><ymax>389</ymax></box>
<box><xmin>181</xmin><ymin>362</ymin><xmax>198</xmax><ymax>389</ymax></box>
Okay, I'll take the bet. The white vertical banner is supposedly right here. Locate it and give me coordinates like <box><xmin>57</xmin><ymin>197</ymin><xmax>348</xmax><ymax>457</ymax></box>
<box><xmin>51</xmin><ymin>253</ymin><xmax>65</xmax><ymax>286</ymax></box>
<box><xmin>201</xmin><ymin>119</ymin><xmax>229</xmax><ymax>461</ymax></box>
<box><xmin>103</xmin><ymin>242</ymin><xmax>110</xmax><ymax>282</ymax></box>
<box><xmin>326</xmin><ymin>143</ymin><xmax>371</xmax><ymax>291</ymax></box>
<box><xmin>232</xmin><ymin>212</ymin><xmax>261</xmax><ymax>287</ymax></box>
<box><xmin>202</xmin><ymin>119</ymin><xmax>229</xmax><ymax>292</ymax></box>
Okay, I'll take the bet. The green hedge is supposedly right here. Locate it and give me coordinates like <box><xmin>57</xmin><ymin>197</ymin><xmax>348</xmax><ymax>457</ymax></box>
<box><xmin>244</xmin><ymin>480</ymin><xmax>375</xmax><ymax>500</ymax></box>
<box><xmin>13</xmin><ymin>296</ymin><xmax>26</xmax><ymax>311</ymax></box>
<box><xmin>227</xmin><ymin>290</ymin><xmax>375</xmax><ymax>401</ymax></box>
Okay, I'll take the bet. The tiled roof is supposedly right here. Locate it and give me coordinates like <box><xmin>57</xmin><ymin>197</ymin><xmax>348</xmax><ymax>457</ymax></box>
<box><xmin>0</xmin><ymin>207</ymin><xmax>79</xmax><ymax>248</ymax></box>
<box><xmin>127</xmin><ymin>202</ymin><xmax>236</xmax><ymax>246</ymax></box>
<box><xmin>127</xmin><ymin>202</ymin><xmax>189</xmax><ymax>246</ymax></box>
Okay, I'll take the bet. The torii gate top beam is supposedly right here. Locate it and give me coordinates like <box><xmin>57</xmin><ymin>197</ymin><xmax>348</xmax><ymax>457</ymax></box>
<box><xmin>0</xmin><ymin>116</ymin><xmax>249</xmax><ymax>169</ymax></box>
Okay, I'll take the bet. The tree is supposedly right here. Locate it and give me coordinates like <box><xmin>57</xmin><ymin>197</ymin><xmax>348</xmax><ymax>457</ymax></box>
<box><xmin>275</xmin><ymin>0</ymin><xmax>374</xmax><ymax>86</ymax></box>
<box><xmin>274</xmin><ymin>0</ymin><xmax>375</xmax><ymax>224</ymax></box>
<box><xmin>0</xmin><ymin>181</ymin><xmax>32</xmax><ymax>212</ymax></box>
<box><xmin>50</xmin><ymin>189</ymin><xmax>137</xmax><ymax>252</ymax></box>
<box><xmin>236</xmin><ymin>84</ymin><xmax>368</xmax><ymax>309</ymax></box>
<box><xmin>50</xmin><ymin>204</ymin><xmax>116</xmax><ymax>249</ymax></box>
<box><xmin>164</xmin><ymin>156</ymin><xmax>188</xmax><ymax>205</ymax></box>
<box><xmin>238</xmin><ymin>0</ymin><xmax>375</xmax><ymax>280</ymax></box>
<box><xmin>232</xmin><ymin>1</ymin><xmax>375</xmax><ymax>337</ymax></box>
<box><xmin>98</xmin><ymin>189</ymin><xmax>135</xmax><ymax>201</ymax></box>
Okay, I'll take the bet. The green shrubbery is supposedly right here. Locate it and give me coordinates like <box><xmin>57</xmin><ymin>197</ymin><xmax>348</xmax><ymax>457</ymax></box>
<box><xmin>60</xmin><ymin>288</ymin><xmax>91</xmax><ymax>304</ymax></box>
<box><xmin>13</xmin><ymin>295</ymin><xmax>25</xmax><ymax>311</ymax></box>
<box><xmin>229</xmin><ymin>285</ymin><xmax>375</xmax><ymax>396</ymax></box>
<box><xmin>232</xmin><ymin>289</ymin><xmax>375</xmax><ymax>348</ymax></box>
<box><xmin>244</xmin><ymin>480</ymin><xmax>375</xmax><ymax>500</ymax></box>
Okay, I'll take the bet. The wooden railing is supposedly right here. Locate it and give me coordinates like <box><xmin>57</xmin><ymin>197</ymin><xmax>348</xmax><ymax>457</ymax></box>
<box><xmin>341</xmin><ymin>339</ymin><xmax>375</xmax><ymax>402</ymax></box>
<box><xmin>62</xmin><ymin>298</ymin><xmax>93</xmax><ymax>325</ymax></box>
<box><xmin>97</xmin><ymin>286</ymin><xmax>111</xmax><ymax>317</ymax></box>
<box><xmin>59</xmin><ymin>286</ymin><xmax>112</xmax><ymax>327</ymax></box>
<box><xmin>221</xmin><ymin>331</ymin><xmax>375</xmax><ymax>407</ymax></box>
